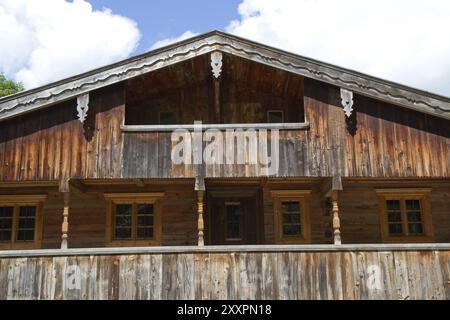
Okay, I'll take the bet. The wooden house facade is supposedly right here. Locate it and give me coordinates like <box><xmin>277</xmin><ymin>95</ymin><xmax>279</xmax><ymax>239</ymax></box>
<box><xmin>0</xmin><ymin>31</ymin><xmax>449</xmax><ymax>299</ymax></box>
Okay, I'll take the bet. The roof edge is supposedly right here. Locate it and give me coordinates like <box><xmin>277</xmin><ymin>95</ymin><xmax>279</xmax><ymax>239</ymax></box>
<box><xmin>0</xmin><ymin>30</ymin><xmax>449</xmax><ymax>121</ymax></box>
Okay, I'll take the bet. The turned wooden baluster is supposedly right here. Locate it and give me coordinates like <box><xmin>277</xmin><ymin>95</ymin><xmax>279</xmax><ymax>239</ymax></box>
<box><xmin>197</xmin><ymin>191</ymin><xmax>205</xmax><ymax>246</ymax></box>
<box><xmin>332</xmin><ymin>191</ymin><xmax>341</xmax><ymax>245</ymax></box>
<box><xmin>61</xmin><ymin>193</ymin><xmax>70</xmax><ymax>249</ymax></box>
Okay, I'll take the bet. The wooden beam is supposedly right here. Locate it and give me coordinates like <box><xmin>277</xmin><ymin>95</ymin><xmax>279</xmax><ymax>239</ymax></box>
<box><xmin>61</xmin><ymin>192</ymin><xmax>70</xmax><ymax>249</ymax></box>
<box><xmin>120</xmin><ymin>122</ymin><xmax>310</xmax><ymax>132</ymax></box>
<box><xmin>69</xmin><ymin>179</ymin><xmax>87</xmax><ymax>193</ymax></box>
<box><xmin>320</xmin><ymin>178</ymin><xmax>333</xmax><ymax>198</ymax></box>
<box><xmin>133</xmin><ymin>179</ymin><xmax>145</xmax><ymax>187</ymax></box>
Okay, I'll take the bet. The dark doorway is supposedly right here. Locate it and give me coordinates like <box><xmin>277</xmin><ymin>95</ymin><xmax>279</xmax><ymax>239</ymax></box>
<box><xmin>206</xmin><ymin>188</ymin><xmax>263</xmax><ymax>245</ymax></box>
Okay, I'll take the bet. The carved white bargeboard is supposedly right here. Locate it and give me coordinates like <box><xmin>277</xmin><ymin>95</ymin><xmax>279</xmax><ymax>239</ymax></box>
<box><xmin>76</xmin><ymin>93</ymin><xmax>89</xmax><ymax>123</ymax></box>
<box><xmin>210</xmin><ymin>52</ymin><xmax>223</xmax><ymax>79</ymax></box>
<box><xmin>340</xmin><ymin>88</ymin><xmax>354</xmax><ymax>117</ymax></box>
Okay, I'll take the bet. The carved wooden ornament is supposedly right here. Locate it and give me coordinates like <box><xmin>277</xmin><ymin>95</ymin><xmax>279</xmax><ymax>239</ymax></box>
<box><xmin>210</xmin><ymin>51</ymin><xmax>223</xmax><ymax>79</ymax></box>
<box><xmin>76</xmin><ymin>93</ymin><xmax>89</xmax><ymax>123</ymax></box>
<box><xmin>340</xmin><ymin>88</ymin><xmax>354</xmax><ymax>117</ymax></box>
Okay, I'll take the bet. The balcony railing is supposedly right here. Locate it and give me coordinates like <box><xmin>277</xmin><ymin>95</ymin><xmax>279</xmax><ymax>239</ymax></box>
<box><xmin>0</xmin><ymin>243</ymin><xmax>449</xmax><ymax>300</ymax></box>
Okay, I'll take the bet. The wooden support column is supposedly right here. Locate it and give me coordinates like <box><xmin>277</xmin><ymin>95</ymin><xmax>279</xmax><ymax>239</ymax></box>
<box><xmin>197</xmin><ymin>190</ymin><xmax>205</xmax><ymax>246</ymax></box>
<box><xmin>61</xmin><ymin>192</ymin><xmax>70</xmax><ymax>249</ymax></box>
<box><xmin>210</xmin><ymin>51</ymin><xmax>222</xmax><ymax>123</ymax></box>
<box><xmin>213</xmin><ymin>80</ymin><xmax>221</xmax><ymax>123</ymax></box>
<box><xmin>332</xmin><ymin>190</ymin><xmax>341</xmax><ymax>245</ymax></box>
<box><xmin>195</xmin><ymin>175</ymin><xmax>206</xmax><ymax>246</ymax></box>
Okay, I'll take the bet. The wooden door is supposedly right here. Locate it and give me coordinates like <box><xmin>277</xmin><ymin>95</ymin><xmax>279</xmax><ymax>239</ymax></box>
<box><xmin>207</xmin><ymin>190</ymin><xmax>261</xmax><ymax>245</ymax></box>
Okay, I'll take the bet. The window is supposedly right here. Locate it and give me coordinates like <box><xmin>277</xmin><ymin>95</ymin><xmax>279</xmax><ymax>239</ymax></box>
<box><xmin>225</xmin><ymin>202</ymin><xmax>242</xmax><ymax>241</ymax></box>
<box><xmin>0</xmin><ymin>195</ymin><xmax>46</xmax><ymax>249</ymax></box>
<box><xmin>159</xmin><ymin>111</ymin><xmax>176</xmax><ymax>125</ymax></box>
<box><xmin>281</xmin><ymin>201</ymin><xmax>302</xmax><ymax>236</ymax></box>
<box><xmin>376</xmin><ymin>189</ymin><xmax>433</xmax><ymax>242</ymax></box>
<box><xmin>104</xmin><ymin>193</ymin><xmax>164</xmax><ymax>246</ymax></box>
<box><xmin>270</xmin><ymin>190</ymin><xmax>311</xmax><ymax>243</ymax></box>
<box><xmin>267</xmin><ymin>110</ymin><xmax>284</xmax><ymax>123</ymax></box>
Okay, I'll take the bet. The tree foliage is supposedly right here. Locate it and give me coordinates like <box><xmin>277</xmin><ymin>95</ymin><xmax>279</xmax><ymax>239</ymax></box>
<box><xmin>0</xmin><ymin>73</ymin><xmax>24</xmax><ymax>97</ymax></box>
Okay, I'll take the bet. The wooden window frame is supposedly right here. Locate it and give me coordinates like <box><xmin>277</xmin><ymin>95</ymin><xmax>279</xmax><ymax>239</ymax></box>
<box><xmin>270</xmin><ymin>190</ymin><xmax>311</xmax><ymax>244</ymax></box>
<box><xmin>376</xmin><ymin>188</ymin><xmax>434</xmax><ymax>243</ymax></box>
<box><xmin>104</xmin><ymin>193</ymin><xmax>164</xmax><ymax>247</ymax></box>
<box><xmin>267</xmin><ymin>110</ymin><xmax>284</xmax><ymax>123</ymax></box>
<box><xmin>0</xmin><ymin>195</ymin><xmax>46</xmax><ymax>250</ymax></box>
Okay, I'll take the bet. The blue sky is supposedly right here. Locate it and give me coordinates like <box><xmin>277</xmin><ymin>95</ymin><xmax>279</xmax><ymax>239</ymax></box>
<box><xmin>89</xmin><ymin>0</ymin><xmax>241</xmax><ymax>54</ymax></box>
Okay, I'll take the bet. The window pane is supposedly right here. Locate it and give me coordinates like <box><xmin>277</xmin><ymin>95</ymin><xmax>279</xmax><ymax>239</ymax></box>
<box><xmin>116</xmin><ymin>204</ymin><xmax>132</xmax><ymax>216</ymax></box>
<box><xmin>137</xmin><ymin>204</ymin><xmax>154</xmax><ymax>238</ymax></box>
<box><xmin>0</xmin><ymin>230</ymin><xmax>12</xmax><ymax>242</ymax></box>
<box><xmin>282</xmin><ymin>202</ymin><xmax>300</xmax><ymax>213</ymax></box>
<box><xmin>19</xmin><ymin>206</ymin><xmax>36</xmax><ymax>218</ymax></box>
<box><xmin>114</xmin><ymin>204</ymin><xmax>132</xmax><ymax>240</ymax></box>
<box><xmin>0</xmin><ymin>206</ymin><xmax>14</xmax><ymax>218</ymax></box>
<box><xmin>18</xmin><ymin>218</ymin><xmax>35</xmax><ymax>229</ymax></box>
<box><xmin>0</xmin><ymin>207</ymin><xmax>14</xmax><ymax>242</ymax></box>
<box><xmin>226</xmin><ymin>204</ymin><xmax>241</xmax><ymax>239</ymax></box>
<box><xmin>227</xmin><ymin>223</ymin><xmax>240</xmax><ymax>239</ymax></box>
<box><xmin>17</xmin><ymin>230</ymin><xmax>35</xmax><ymax>241</ymax></box>
<box><xmin>159</xmin><ymin>112</ymin><xmax>176</xmax><ymax>125</ymax></box>
<box><xmin>405</xmin><ymin>199</ymin><xmax>420</xmax><ymax>211</ymax></box>
<box><xmin>283</xmin><ymin>213</ymin><xmax>300</xmax><ymax>224</ymax></box>
<box><xmin>386</xmin><ymin>200</ymin><xmax>400</xmax><ymax>211</ymax></box>
<box><xmin>407</xmin><ymin>211</ymin><xmax>422</xmax><ymax>222</ymax></box>
<box><xmin>388</xmin><ymin>211</ymin><xmax>402</xmax><ymax>222</ymax></box>
<box><xmin>115</xmin><ymin>215</ymin><xmax>131</xmax><ymax>227</ymax></box>
<box><xmin>388</xmin><ymin>223</ymin><xmax>403</xmax><ymax>235</ymax></box>
<box><xmin>0</xmin><ymin>217</ymin><xmax>13</xmax><ymax>229</ymax></box>
<box><xmin>137</xmin><ymin>227</ymin><xmax>153</xmax><ymax>239</ymax></box>
<box><xmin>137</xmin><ymin>204</ymin><xmax>153</xmax><ymax>216</ymax></box>
<box><xmin>283</xmin><ymin>224</ymin><xmax>301</xmax><ymax>236</ymax></box>
<box><xmin>115</xmin><ymin>228</ymin><xmax>131</xmax><ymax>240</ymax></box>
<box><xmin>268</xmin><ymin>111</ymin><xmax>283</xmax><ymax>123</ymax></box>
<box><xmin>137</xmin><ymin>215</ymin><xmax>153</xmax><ymax>227</ymax></box>
<box><xmin>17</xmin><ymin>206</ymin><xmax>36</xmax><ymax>241</ymax></box>
<box><xmin>408</xmin><ymin>223</ymin><xmax>423</xmax><ymax>234</ymax></box>
<box><xmin>281</xmin><ymin>201</ymin><xmax>301</xmax><ymax>236</ymax></box>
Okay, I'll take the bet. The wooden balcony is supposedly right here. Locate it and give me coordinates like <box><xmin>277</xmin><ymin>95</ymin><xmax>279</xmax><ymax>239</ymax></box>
<box><xmin>0</xmin><ymin>244</ymin><xmax>449</xmax><ymax>300</ymax></box>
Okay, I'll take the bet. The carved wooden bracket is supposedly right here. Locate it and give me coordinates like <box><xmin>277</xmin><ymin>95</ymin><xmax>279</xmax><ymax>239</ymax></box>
<box><xmin>76</xmin><ymin>93</ymin><xmax>89</xmax><ymax>123</ymax></box>
<box><xmin>210</xmin><ymin>51</ymin><xmax>223</xmax><ymax>79</ymax></box>
<box><xmin>340</xmin><ymin>88</ymin><xmax>354</xmax><ymax>117</ymax></box>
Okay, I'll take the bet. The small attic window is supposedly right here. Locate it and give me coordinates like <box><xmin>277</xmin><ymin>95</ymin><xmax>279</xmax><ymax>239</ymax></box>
<box><xmin>159</xmin><ymin>112</ymin><xmax>176</xmax><ymax>125</ymax></box>
<box><xmin>267</xmin><ymin>110</ymin><xmax>284</xmax><ymax>123</ymax></box>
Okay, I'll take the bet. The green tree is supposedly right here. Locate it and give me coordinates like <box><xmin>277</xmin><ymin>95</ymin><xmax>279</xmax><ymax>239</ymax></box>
<box><xmin>0</xmin><ymin>73</ymin><xmax>24</xmax><ymax>97</ymax></box>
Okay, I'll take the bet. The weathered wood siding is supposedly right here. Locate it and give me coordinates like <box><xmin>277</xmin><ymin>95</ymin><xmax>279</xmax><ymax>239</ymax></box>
<box><xmin>343</xmin><ymin>90</ymin><xmax>450</xmax><ymax>177</ymax></box>
<box><xmin>0</xmin><ymin>248</ymin><xmax>449</xmax><ymax>299</ymax></box>
<box><xmin>0</xmin><ymin>55</ymin><xmax>448</xmax><ymax>190</ymax></box>
<box><xmin>0</xmin><ymin>84</ymin><xmax>124</xmax><ymax>190</ymax></box>
<box><xmin>38</xmin><ymin>186</ymin><xmax>198</xmax><ymax>249</ymax></box>
<box><xmin>339</xmin><ymin>182</ymin><xmax>450</xmax><ymax>244</ymax></box>
<box><xmin>0</xmin><ymin>179</ymin><xmax>439</xmax><ymax>249</ymax></box>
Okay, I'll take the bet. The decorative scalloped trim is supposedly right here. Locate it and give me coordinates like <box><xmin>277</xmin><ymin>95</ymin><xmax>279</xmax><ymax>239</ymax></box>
<box><xmin>1</xmin><ymin>41</ymin><xmax>448</xmax><ymax>116</ymax></box>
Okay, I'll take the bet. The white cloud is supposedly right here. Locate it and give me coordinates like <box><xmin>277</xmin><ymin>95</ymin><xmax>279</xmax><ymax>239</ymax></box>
<box><xmin>226</xmin><ymin>0</ymin><xmax>450</xmax><ymax>97</ymax></box>
<box><xmin>0</xmin><ymin>0</ymin><xmax>141</xmax><ymax>89</ymax></box>
<box><xmin>150</xmin><ymin>30</ymin><xmax>198</xmax><ymax>50</ymax></box>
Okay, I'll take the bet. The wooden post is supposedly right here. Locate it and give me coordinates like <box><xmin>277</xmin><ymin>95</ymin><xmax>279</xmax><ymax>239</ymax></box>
<box><xmin>197</xmin><ymin>190</ymin><xmax>205</xmax><ymax>246</ymax></box>
<box><xmin>332</xmin><ymin>190</ymin><xmax>341</xmax><ymax>245</ymax></box>
<box><xmin>61</xmin><ymin>192</ymin><xmax>70</xmax><ymax>249</ymax></box>
<box><xmin>213</xmin><ymin>80</ymin><xmax>221</xmax><ymax>123</ymax></box>
<box><xmin>210</xmin><ymin>51</ymin><xmax>222</xmax><ymax>123</ymax></box>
